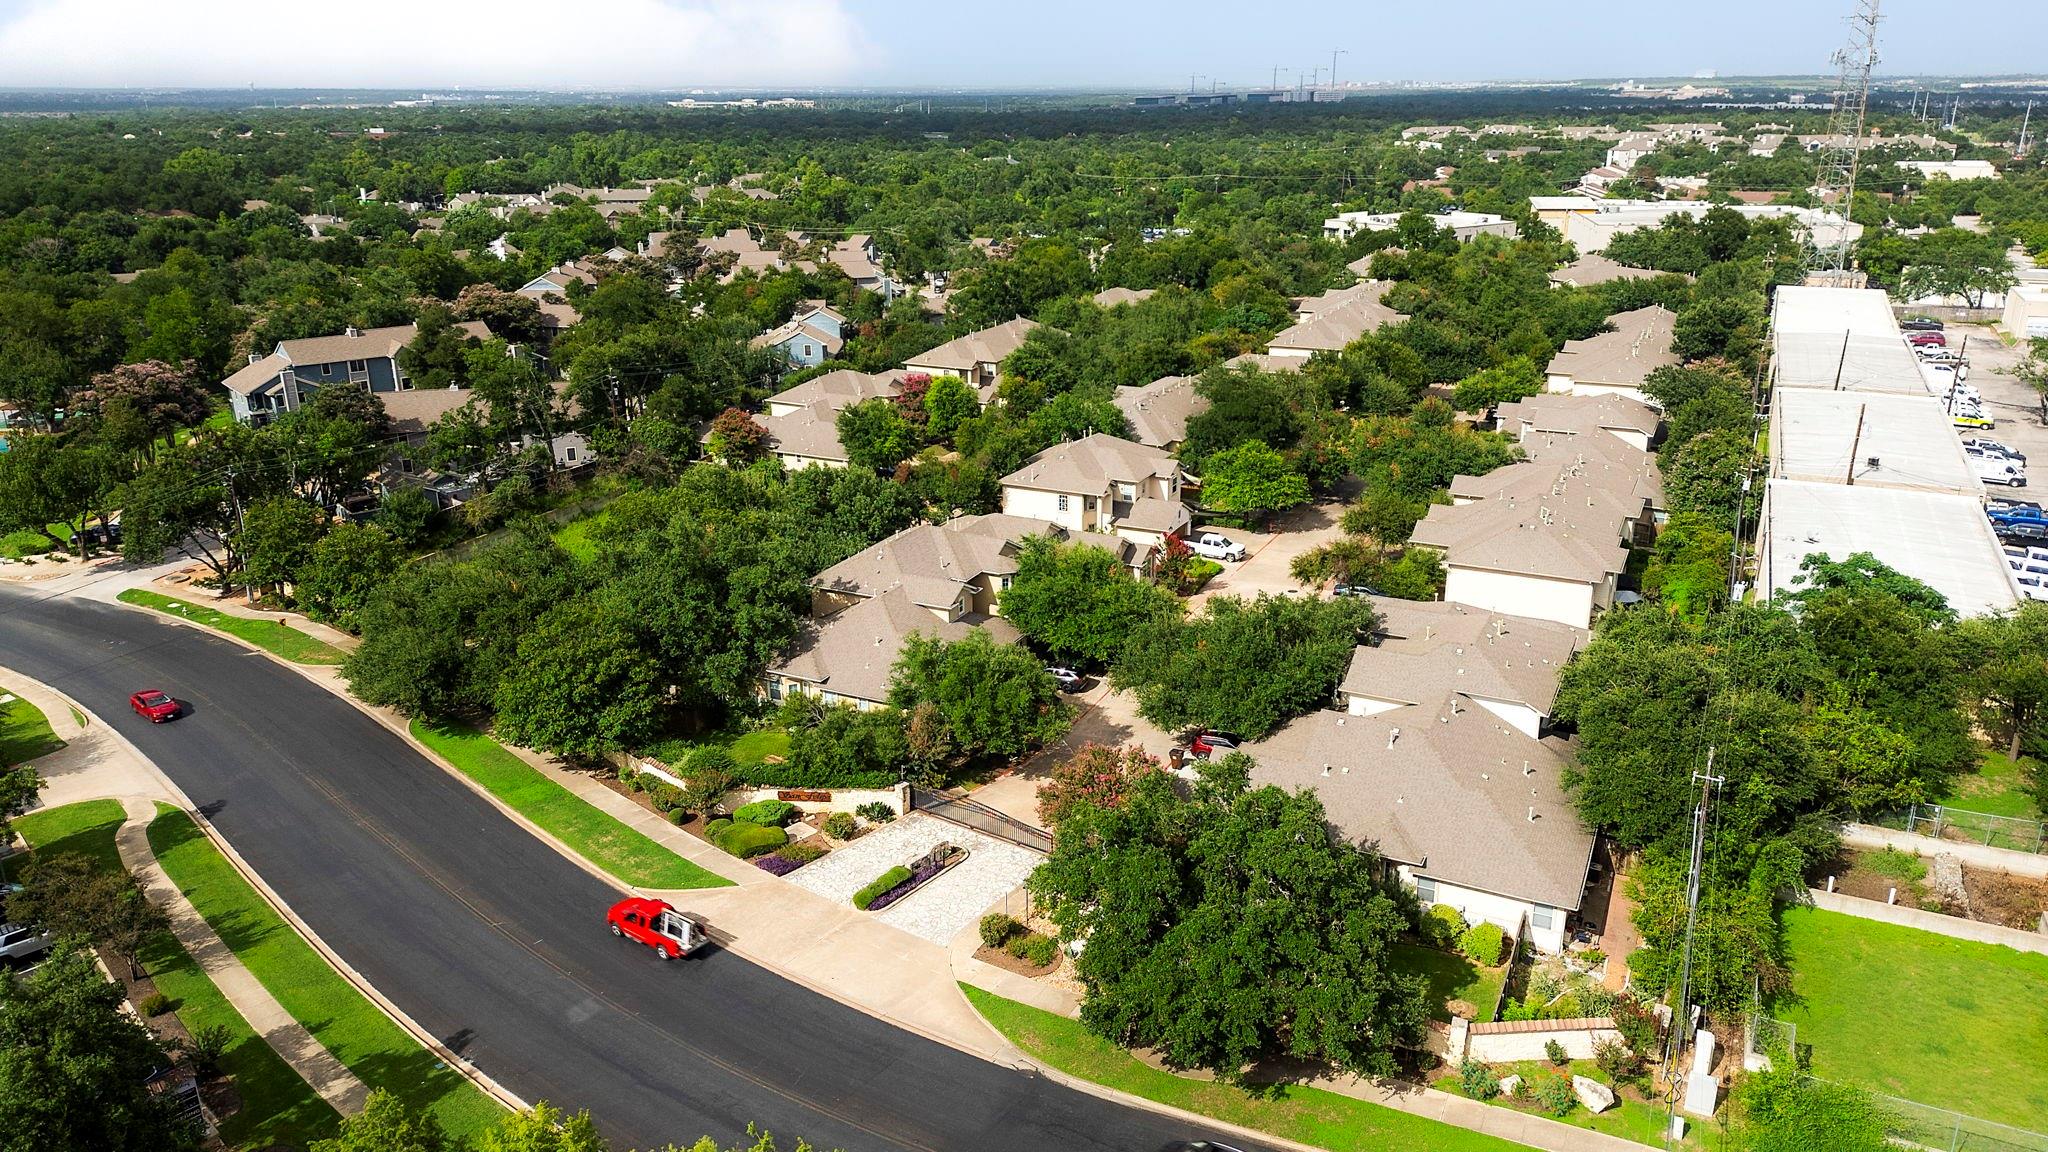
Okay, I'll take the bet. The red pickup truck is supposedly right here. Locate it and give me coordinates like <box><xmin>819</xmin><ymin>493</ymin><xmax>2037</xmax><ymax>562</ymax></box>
<box><xmin>606</xmin><ymin>897</ymin><xmax>703</xmax><ymax>960</ymax></box>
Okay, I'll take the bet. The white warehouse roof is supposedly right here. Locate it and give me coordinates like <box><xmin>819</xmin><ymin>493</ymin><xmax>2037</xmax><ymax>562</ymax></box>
<box><xmin>1760</xmin><ymin>480</ymin><xmax>2018</xmax><ymax>617</ymax></box>
<box><xmin>1771</xmin><ymin>390</ymin><xmax>1982</xmax><ymax>495</ymax></box>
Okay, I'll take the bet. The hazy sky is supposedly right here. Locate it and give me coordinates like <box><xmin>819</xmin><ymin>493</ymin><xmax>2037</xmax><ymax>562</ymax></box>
<box><xmin>0</xmin><ymin>0</ymin><xmax>2043</xmax><ymax>90</ymax></box>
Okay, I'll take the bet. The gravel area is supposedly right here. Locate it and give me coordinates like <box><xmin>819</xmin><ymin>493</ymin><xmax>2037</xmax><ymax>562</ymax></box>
<box><xmin>787</xmin><ymin>813</ymin><xmax>1041</xmax><ymax>945</ymax></box>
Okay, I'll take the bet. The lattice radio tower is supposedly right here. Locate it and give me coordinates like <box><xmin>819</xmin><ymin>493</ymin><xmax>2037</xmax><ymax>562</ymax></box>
<box><xmin>1806</xmin><ymin>0</ymin><xmax>1881</xmax><ymax>285</ymax></box>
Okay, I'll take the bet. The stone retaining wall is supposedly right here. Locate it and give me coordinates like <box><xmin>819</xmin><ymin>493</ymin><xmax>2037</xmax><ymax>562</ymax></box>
<box><xmin>1842</xmin><ymin>823</ymin><xmax>2048</xmax><ymax>880</ymax></box>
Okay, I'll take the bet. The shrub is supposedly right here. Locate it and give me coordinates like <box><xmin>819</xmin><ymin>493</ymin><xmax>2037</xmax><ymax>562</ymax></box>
<box><xmin>1544</xmin><ymin>1039</ymin><xmax>1569</xmax><ymax>1067</ymax></box>
<box><xmin>0</xmin><ymin>530</ymin><xmax>53</xmax><ymax>559</ymax></box>
<box><xmin>1547</xmin><ymin>993</ymin><xmax>1584</xmax><ymax>1021</ymax></box>
<box><xmin>645</xmin><ymin>781</ymin><xmax>685</xmax><ymax>813</ymax></box>
<box><xmin>1458</xmin><ymin>1060</ymin><xmax>1500</xmax><ymax>1101</ymax></box>
<box><xmin>1866</xmin><ymin>847</ymin><xmax>1927</xmax><ymax>885</ymax></box>
<box><xmin>136</xmin><ymin>992</ymin><xmax>172</xmax><ymax>1017</ymax></box>
<box><xmin>715</xmin><ymin>822</ymin><xmax>787</xmax><ymax>859</ymax></box>
<box><xmin>680</xmin><ymin>749</ymin><xmax>737</xmax><ymax>814</ymax></box>
<box><xmin>1535</xmin><ymin>1073</ymin><xmax>1577</xmax><ymax>1116</ymax></box>
<box><xmin>615</xmin><ymin>763</ymin><xmax>638</xmax><ymax>783</ymax></box>
<box><xmin>1612</xmin><ymin>998</ymin><xmax>1660</xmax><ymax>1058</ymax></box>
<box><xmin>1594</xmin><ymin>1038</ymin><xmax>1642</xmax><ymax>1084</ymax></box>
<box><xmin>733</xmin><ymin>799</ymin><xmax>798</xmax><ymax>827</ymax></box>
<box><xmin>1423</xmin><ymin>903</ymin><xmax>1468</xmax><ymax>948</ymax></box>
<box><xmin>1012</xmin><ymin>933</ymin><xmax>1057</xmax><ymax>967</ymax></box>
<box><xmin>855</xmin><ymin>801</ymin><xmax>896</xmax><ymax>823</ymax></box>
<box><xmin>753</xmin><ymin>854</ymin><xmax>804</xmax><ymax>876</ymax></box>
<box><xmin>777</xmin><ymin>841</ymin><xmax>826</xmax><ymax>865</ymax></box>
<box><xmin>686</xmin><ymin>744</ymin><xmax>737</xmax><ymax>779</ymax></box>
<box><xmin>821</xmin><ymin>811</ymin><xmax>858</xmax><ymax>840</ymax></box>
<box><xmin>854</xmin><ymin>866</ymin><xmax>913</xmax><ymax>910</ymax></box>
<box><xmin>668</xmin><ymin>809</ymin><xmax>689</xmax><ymax>826</ymax></box>
<box><xmin>703</xmin><ymin>817</ymin><xmax>732</xmax><ymax>842</ymax></box>
<box><xmin>1459</xmin><ymin>921</ymin><xmax>1506</xmax><ymax>966</ymax></box>
<box><xmin>623</xmin><ymin>772</ymin><xmax>646</xmax><ymax>793</ymax></box>
<box><xmin>981</xmin><ymin>913</ymin><xmax>1022</xmax><ymax>949</ymax></box>
<box><xmin>185</xmin><ymin>1023</ymin><xmax>232</xmax><ymax>1078</ymax></box>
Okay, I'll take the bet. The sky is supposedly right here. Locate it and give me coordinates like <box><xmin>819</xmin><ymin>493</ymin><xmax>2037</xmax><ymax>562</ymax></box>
<box><xmin>0</xmin><ymin>0</ymin><xmax>2044</xmax><ymax>90</ymax></box>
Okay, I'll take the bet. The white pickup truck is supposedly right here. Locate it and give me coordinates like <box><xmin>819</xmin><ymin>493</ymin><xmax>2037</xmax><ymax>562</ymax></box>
<box><xmin>1184</xmin><ymin>531</ymin><xmax>1247</xmax><ymax>562</ymax></box>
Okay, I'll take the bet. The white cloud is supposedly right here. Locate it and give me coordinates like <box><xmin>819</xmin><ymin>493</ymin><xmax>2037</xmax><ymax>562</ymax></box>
<box><xmin>0</xmin><ymin>0</ymin><xmax>869</xmax><ymax>88</ymax></box>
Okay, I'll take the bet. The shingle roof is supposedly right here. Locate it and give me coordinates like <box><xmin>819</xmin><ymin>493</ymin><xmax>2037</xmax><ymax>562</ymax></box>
<box><xmin>1246</xmin><ymin>709</ymin><xmax>1595</xmax><ymax>910</ymax></box>
<box><xmin>751</xmin><ymin>319</ymin><xmax>845</xmax><ymax>357</ymax></box>
<box><xmin>274</xmin><ymin>323</ymin><xmax>413</xmax><ymax>366</ymax></box>
<box><xmin>1001</xmin><ymin>433</ymin><xmax>1179</xmax><ymax>495</ymax></box>
<box><xmin>1119</xmin><ymin>496</ymin><xmax>1191</xmax><ymax>533</ymax></box>
<box><xmin>1342</xmin><ymin>600</ymin><xmax>1584</xmax><ymax>715</ymax></box>
<box><xmin>1497</xmin><ymin>393</ymin><xmax>1662</xmax><ymax>442</ymax></box>
<box><xmin>758</xmin><ymin>405</ymin><xmax>850</xmax><ymax>463</ymax></box>
<box><xmin>1414</xmin><ymin>459</ymin><xmax>1638</xmax><ymax>585</ymax></box>
<box><xmin>380</xmin><ymin>387</ymin><xmax>475</xmax><ymax>435</ymax></box>
<box><xmin>768</xmin><ymin>587</ymin><xmax>1023</xmax><ymax>706</ymax></box>
<box><xmin>1113</xmin><ymin>375</ymin><xmax>1208</xmax><ymax>449</ymax></box>
<box><xmin>1266</xmin><ymin>286</ymin><xmax>1403</xmax><ymax>353</ymax></box>
<box><xmin>1544</xmin><ymin>306</ymin><xmax>1677</xmax><ymax>389</ymax></box>
<box><xmin>223</xmin><ymin>352</ymin><xmax>291</xmax><ymax>396</ymax></box>
<box><xmin>1547</xmin><ymin>254</ymin><xmax>1658</xmax><ymax>288</ymax></box>
<box><xmin>809</xmin><ymin>514</ymin><xmax>1141</xmax><ymax>610</ymax></box>
<box><xmin>905</xmin><ymin>317</ymin><xmax>1040</xmax><ymax>374</ymax></box>
<box><xmin>766</xmin><ymin>369</ymin><xmax>901</xmax><ymax>413</ymax></box>
<box><xmin>1092</xmin><ymin>287</ymin><xmax>1157</xmax><ymax>307</ymax></box>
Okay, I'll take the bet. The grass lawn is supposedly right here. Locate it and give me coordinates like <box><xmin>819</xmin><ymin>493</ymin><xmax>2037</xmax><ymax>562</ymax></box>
<box><xmin>1780</xmin><ymin>906</ymin><xmax>2048</xmax><ymax>1130</ymax></box>
<box><xmin>1393</xmin><ymin>943</ymin><xmax>1506</xmax><ymax>1024</ymax></box>
<box><xmin>0</xmin><ymin>685</ymin><xmax>66</xmax><ymax>766</ymax></box>
<box><xmin>11</xmin><ymin>801</ymin><xmax>342</xmax><ymax>1148</ymax></box>
<box><xmin>1937</xmin><ymin>750</ymin><xmax>2041</xmax><ymax>820</ymax></box>
<box><xmin>117</xmin><ymin>589</ymin><xmax>347</xmax><ymax>665</ymax></box>
<box><xmin>411</xmin><ymin>719</ymin><xmax>731</xmax><ymax>890</ymax></box>
<box><xmin>960</xmin><ymin>984</ymin><xmax>1525</xmax><ymax>1152</ymax></box>
<box><xmin>149</xmin><ymin>805</ymin><xmax>504</xmax><ymax>1140</ymax></box>
<box><xmin>642</xmin><ymin>725</ymin><xmax>791</xmax><ymax>776</ymax></box>
<box><xmin>551</xmin><ymin>512</ymin><xmax>606</xmax><ymax>564</ymax></box>
<box><xmin>1437</xmin><ymin>1057</ymin><xmax>1688</xmax><ymax>1149</ymax></box>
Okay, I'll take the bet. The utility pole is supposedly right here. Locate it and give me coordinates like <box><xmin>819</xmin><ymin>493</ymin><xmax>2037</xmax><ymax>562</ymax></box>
<box><xmin>225</xmin><ymin>465</ymin><xmax>251</xmax><ymax>603</ymax></box>
<box><xmin>1663</xmin><ymin>753</ymin><xmax>1724</xmax><ymax>1147</ymax></box>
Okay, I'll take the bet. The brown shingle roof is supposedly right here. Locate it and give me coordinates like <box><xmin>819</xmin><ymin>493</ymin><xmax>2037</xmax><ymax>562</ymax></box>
<box><xmin>766</xmin><ymin>369</ymin><xmax>901</xmax><ymax>413</ymax></box>
<box><xmin>1113</xmin><ymin>375</ymin><xmax>1208</xmax><ymax>449</ymax></box>
<box><xmin>1342</xmin><ymin>600</ymin><xmax>1585</xmax><ymax>716</ymax></box>
<box><xmin>905</xmin><ymin>317</ymin><xmax>1040</xmax><ymax>375</ymax></box>
<box><xmin>1544</xmin><ymin>305</ymin><xmax>1677</xmax><ymax>389</ymax></box>
<box><xmin>768</xmin><ymin>587</ymin><xmax>1023</xmax><ymax>706</ymax></box>
<box><xmin>1001</xmin><ymin>432</ymin><xmax>1179</xmax><ymax>495</ymax></box>
<box><xmin>1247</xmin><ymin>709</ymin><xmax>1596</xmax><ymax>910</ymax></box>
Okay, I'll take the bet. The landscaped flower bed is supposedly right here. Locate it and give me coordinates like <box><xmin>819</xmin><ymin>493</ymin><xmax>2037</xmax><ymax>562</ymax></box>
<box><xmin>853</xmin><ymin>842</ymin><xmax>967</xmax><ymax>911</ymax></box>
<box><xmin>753</xmin><ymin>841</ymin><xmax>828</xmax><ymax>876</ymax></box>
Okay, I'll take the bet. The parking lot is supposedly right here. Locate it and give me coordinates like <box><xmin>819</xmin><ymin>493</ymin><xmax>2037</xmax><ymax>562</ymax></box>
<box><xmin>1943</xmin><ymin>324</ymin><xmax>2046</xmax><ymax>470</ymax></box>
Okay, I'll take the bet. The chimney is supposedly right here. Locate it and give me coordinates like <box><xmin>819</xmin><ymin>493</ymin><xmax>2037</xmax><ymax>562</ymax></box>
<box><xmin>247</xmin><ymin>352</ymin><xmax>260</xmax><ymax>365</ymax></box>
<box><xmin>1386</xmin><ymin>727</ymin><xmax>1400</xmax><ymax>750</ymax></box>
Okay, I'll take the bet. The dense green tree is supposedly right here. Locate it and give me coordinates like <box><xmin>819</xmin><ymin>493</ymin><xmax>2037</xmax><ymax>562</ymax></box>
<box><xmin>999</xmin><ymin>537</ymin><xmax>1182</xmax><ymax>666</ymax></box>
<box><xmin>1180</xmin><ymin>366</ymin><xmax>1305</xmax><ymax>466</ymax></box>
<box><xmin>1197</xmin><ymin>440</ymin><xmax>1310</xmax><ymax>515</ymax></box>
<box><xmin>1113</xmin><ymin>594</ymin><xmax>1375</xmax><ymax>738</ymax></box>
<box><xmin>1448</xmin><ymin>356</ymin><xmax>1544</xmax><ymax>411</ymax></box>
<box><xmin>835</xmin><ymin>396</ymin><xmax>918</xmax><ymax>471</ymax></box>
<box><xmin>1639</xmin><ymin>513</ymin><xmax>1733</xmax><ymax>621</ymax></box>
<box><xmin>10</xmin><ymin>854</ymin><xmax>168</xmax><ymax>980</ymax></box>
<box><xmin>235</xmin><ymin>496</ymin><xmax>326</xmax><ymax>594</ymax></box>
<box><xmin>476</xmin><ymin>1101</ymin><xmax>610</xmax><ymax>1152</ymax></box>
<box><xmin>311</xmin><ymin>1089</ymin><xmax>453</xmax><ymax>1152</ymax></box>
<box><xmin>1030</xmin><ymin>756</ymin><xmax>1427</xmax><ymax>1082</ymax></box>
<box><xmin>494</xmin><ymin>595</ymin><xmax>666</xmax><ymax>760</ymax></box>
<box><xmin>1952</xmin><ymin>603</ymin><xmax>2048</xmax><ymax>761</ymax></box>
<box><xmin>297</xmin><ymin>521</ymin><xmax>408</xmax><ymax>630</ymax></box>
<box><xmin>890</xmin><ymin>630</ymin><xmax>1070</xmax><ymax>759</ymax></box>
<box><xmin>921</xmin><ymin>374</ymin><xmax>980</xmax><ymax>441</ymax></box>
<box><xmin>1726</xmin><ymin>1054</ymin><xmax>1896</xmax><ymax>1152</ymax></box>
<box><xmin>1663</xmin><ymin>429</ymin><xmax>1758</xmax><ymax>523</ymax></box>
<box><xmin>0</xmin><ymin>949</ymin><xmax>199</xmax><ymax>1152</ymax></box>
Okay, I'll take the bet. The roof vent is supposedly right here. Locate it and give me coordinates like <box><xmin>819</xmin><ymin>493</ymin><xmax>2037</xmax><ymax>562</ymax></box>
<box><xmin>1528</xmin><ymin>806</ymin><xmax>1538</xmax><ymax>822</ymax></box>
<box><xmin>345</xmin><ymin>326</ymin><xmax>361</xmax><ymax>338</ymax></box>
<box><xmin>1523</xmin><ymin>760</ymin><xmax>1533</xmax><ymax>776</ymax></box>
<box><xmin>1321</xmin><ymin>764</ymin><xmax>1331</xmax><ymax>777</ymax></box>
<box><xmin>1387</xmin><ymin>728</ymin><xmax>1400</xmax><ymax>749</ymax></box>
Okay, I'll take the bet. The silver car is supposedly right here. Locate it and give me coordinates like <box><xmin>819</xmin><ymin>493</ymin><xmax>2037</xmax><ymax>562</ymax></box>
<box><xmin>0</xmin><ymin>922</ymin><xmax>52</xmax><ymax>963</ymax></box>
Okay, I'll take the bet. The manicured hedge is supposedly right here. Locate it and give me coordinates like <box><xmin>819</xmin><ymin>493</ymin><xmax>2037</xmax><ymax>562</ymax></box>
<box><xmin>854</xmin><ymin>866</ymin><xmax>913</xmax><ymax>910</ymax></box>
<box><xmin>733</xmin><ymin>799</ymin><xmax>797</xmax><ymax>827</ymax></box>
<box><xmin>715</xmin><ymin>822</ymin><xmax>787</xmax><ymax>859</ymax></box>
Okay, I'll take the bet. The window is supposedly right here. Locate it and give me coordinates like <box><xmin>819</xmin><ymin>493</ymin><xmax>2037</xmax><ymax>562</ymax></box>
<box><xmin>1414</xmin><ymin>876</ymin><xmax>1437</xmax><ymax>903</ymax></box>
<box><xmin>1530</xmin><ymin>904</ymin><xmax>1555</xmax><ymax>931</ymax></box>
<box><xmin>1057</xmin><ymin>495</ymin><xmax>1070</xmax><ymax>512</ymax></box>
<box><xmin>348</xmin><ymin>359</ymin><xmax>367</xmax><ymax>373</ymax></box>
<box><xmin>802</xmin><ymin>344</ymin><xmax>813</xmax><ymax>357</ymax></box>
<box><xmin>999</xmin><ymin>576</ymin><xmax>1012</xmax><ymax>590</ymax></box>
<box><xmin>565</xmin><ymin>447</ymin><xmax>577</xmax><ymax>462</ymax></box>
<box><xmin>321</xmin><ymin>363</ymin><xmax>336</xmax><ymax>377</ymax></box>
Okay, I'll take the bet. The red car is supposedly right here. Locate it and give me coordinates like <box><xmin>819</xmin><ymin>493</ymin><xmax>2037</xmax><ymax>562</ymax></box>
<box><xmin>1907</xmin><ymin>331</ymin><xmax>1946</xmax><ymax>347</ymax></box>
<box><xmin>129</xmin><ymin>689</ymin><xmax>179</xmax><ymax>723</ymax></box>
<box><xmin>606</xmin><ymin>897</ymin><xmax>702</xmax><ymax>960</ymax></box>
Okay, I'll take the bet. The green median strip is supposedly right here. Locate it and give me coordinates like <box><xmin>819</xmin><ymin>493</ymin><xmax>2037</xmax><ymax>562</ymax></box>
<box><xmin>148</xmin><ymin>804</ymin><xmax>504</xmax><ymax>1140</ymax></box>
<box><xmin>960</xmin><ymin>984</ymin><xmax>1527</xmax><ymax>1152</ymax></box>
<box><xmin>0</xmin><ymin>684</ymin><xmax>67</xmax><ymax>766</ymax></box>
<box><xmin>410</xmin><ymin>718</ymin><xmax>732</xmax><ymax>890</ymax></box>
<box><xmin>117</xmin><ymin>589</ymin><xmax>348</xmax><ymax>665</ymax></box>
<box><xmin>13</xmin><ymin>801</ymin><xmax>339</xmax><ymax>1148</ymax></box>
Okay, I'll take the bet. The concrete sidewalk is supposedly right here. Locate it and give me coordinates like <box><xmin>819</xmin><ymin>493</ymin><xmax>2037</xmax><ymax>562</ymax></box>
<box><xmin>116</xmin><ymin>797</ymin><xmax>370</xmax><ymax>1114</ymax></box>
<box><xmin>0</xmin><ymin>668</ymin><xmax>173</xmax><ymax>811</ymax></box>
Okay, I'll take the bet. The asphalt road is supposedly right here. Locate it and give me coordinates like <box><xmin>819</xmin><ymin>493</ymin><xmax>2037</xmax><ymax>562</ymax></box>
<box><xmin>0</xmin><ymin>588</ymin><xmax>1258</xmax><ymax>1152</ymax></box>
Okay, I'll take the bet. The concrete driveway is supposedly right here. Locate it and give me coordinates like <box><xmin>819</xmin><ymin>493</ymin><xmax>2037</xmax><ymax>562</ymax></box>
<box><xmin>1186</xmin><ymin>499</ymin><xmax>1348</xmax><ymax>610</ymax></box>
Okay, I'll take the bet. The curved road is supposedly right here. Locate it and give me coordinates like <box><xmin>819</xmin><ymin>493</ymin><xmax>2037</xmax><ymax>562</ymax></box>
<box><xmin>0</xmin><ymin>588</ymin><xmax>1256</xmax><ymax>1152</ymax></box>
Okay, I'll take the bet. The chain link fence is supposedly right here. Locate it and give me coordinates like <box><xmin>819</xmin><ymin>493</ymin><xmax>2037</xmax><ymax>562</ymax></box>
<box><xmin>1852</xmin><ymin>1086</ymin><xmax>2048</xmax><ymax>1152</ymax></box>
<box><xmin>1876</xmin><ymin>804</ymin><xmax>2048</xmax><ymax>854</ymax></box>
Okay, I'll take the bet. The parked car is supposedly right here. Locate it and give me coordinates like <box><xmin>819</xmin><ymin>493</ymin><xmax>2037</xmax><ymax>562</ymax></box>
<box><xmin>1953</xmin><ymin>413</ymin><xmax>1996</xmax><ymax>430</ymax></box>
<box><xmin>65</xmin><ymin>521</ymin><xmax>121</xmax><ymax>549</ymax></box>
<box><xmin>1900</xmin><ymin>317</ymin><xmax>1944</xmax><ymax>332</ymax></box>
<box><xmin>1331</xmin><ymin>582</ymin><xmax>1383</xmax><ymax>598</ymax></box>
<box><xmin>0</xmin><ymin>923</ymin><xmax>52</xmax><ymax>964</ymax></box>
<box><xmin>1964</xmin><ymin>438</ymin><xmax>2024</xmax><ymax>463</ymax></box>
<box><xmin>1973</xmin><ymin>455</ymin><xmax>2028</xmax><ymax>487</ymax></box>
<box><xmin>1907</xmin><ymin>331</ymin><xmax>1947</xmax><ymax>347</ymax></box>
<box><xmin>2001</xmin><ymin>521</ymin><xmax>2048</xmax><ymax>546</ymax></box>
<box><xmin>1047</xmin><ymin>666</ymin><xmax>1087</xmax><ymax>694</ymax></box>
<box><xmin>1184</xmin><ymin>531</ymin><xmax>1247</xmax><ymax>562</ymax></box>
<box><xmin>128</xmin><ymin>689</ymin><xmax>179</xmax><ymax>723</ymax></box>
<box><xmin>1188</xmin><ymin>729</ymin><xmax>1243</xmax><ymax>758</ymax></box>
<box><xmin>606</xmin><ymin>897</ymin><xmax>702</xmax><ymax>960</ymax></box>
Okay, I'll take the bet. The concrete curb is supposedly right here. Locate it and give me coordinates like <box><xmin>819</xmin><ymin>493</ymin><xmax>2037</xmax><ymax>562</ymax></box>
<box><xmin>0</xmin><ymin>661</ymin><xmax>529</xmax><ymax>1116</ymax></box>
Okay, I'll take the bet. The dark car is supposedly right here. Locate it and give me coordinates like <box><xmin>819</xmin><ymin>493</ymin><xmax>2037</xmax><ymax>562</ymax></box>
<box><xmin>1332</xmin><ymin>582</ymin><xmax>1383</xmax><ymax>598</ymax></box>
<box><xmin>1900</xmin><ymin>317</ymin><xmax>1944</xmax><ymax>332</ymax></box>
<box><xmin>129</xmin><ymin>690</ymin><xmax>179</xmax><ymax>723</ymax></box>
<box><xmin>1998</xmin><ymin>520</ymin><xmax>2048</xmax><ymax>546</ymax></box>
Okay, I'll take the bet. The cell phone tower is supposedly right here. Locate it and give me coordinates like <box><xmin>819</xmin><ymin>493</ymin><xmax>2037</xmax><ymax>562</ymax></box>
<box><xmin>1806</xmin><ymin>0</ymin><xmax>1881</xmax><ymax>286</ymax></box>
